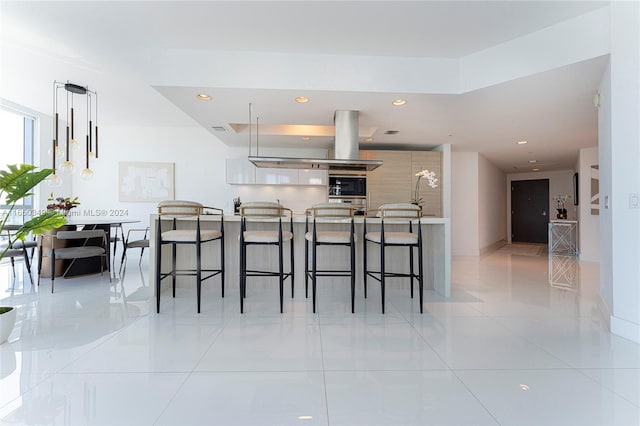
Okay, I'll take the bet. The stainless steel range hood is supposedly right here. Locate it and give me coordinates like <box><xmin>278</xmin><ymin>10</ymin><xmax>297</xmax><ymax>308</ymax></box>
<box><xmin>248</xmin><ymin>110</ymin><xmax>383</xmax><ymax>172</ymax></box>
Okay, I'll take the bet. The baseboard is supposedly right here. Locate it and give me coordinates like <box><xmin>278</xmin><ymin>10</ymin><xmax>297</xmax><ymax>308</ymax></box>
<box><xmin>611</xmin><ymin>316</ymin><xmax>640</xmax><ymax>344</ymax></box>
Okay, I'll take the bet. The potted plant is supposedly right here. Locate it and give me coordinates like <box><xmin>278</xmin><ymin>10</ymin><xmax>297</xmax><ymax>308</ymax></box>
<box><xmin>46</xmin><ymin>193</ymin><xmax>80</xmax><ymax>216</ymax></box>
<box><xmin>1</xmin><ymin>164</ymin><xmax>66</xmax><ymax>344</ymax></box>
<box><xmin>0</xmin><ymin>306</ymin><xmax>17</xmax><ymax>344</ymax></box>
<box><xmin>411</xmin><ymin>169</ymin><xmax>439</xmax><ymax>206</ymax></box>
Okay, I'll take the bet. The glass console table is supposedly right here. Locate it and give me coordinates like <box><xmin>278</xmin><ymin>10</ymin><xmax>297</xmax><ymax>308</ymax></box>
<box><xmin>548</xmin><ymin>220</ymin><xmax>578</xmax><ymax>256</ymax></box>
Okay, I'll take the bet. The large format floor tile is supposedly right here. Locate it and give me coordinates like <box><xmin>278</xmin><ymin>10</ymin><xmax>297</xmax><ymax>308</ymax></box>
<box><xmin>1</xmin><ymin>247</ymin><xmax>639</xmax><ymax>425</ymax></box>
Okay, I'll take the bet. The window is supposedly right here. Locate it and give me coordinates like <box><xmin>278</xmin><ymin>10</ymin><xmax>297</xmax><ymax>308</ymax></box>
<box><xmin>0</xmin><ymin>105</ymin><xmax>35</xmax><ymax>210</ymax></box>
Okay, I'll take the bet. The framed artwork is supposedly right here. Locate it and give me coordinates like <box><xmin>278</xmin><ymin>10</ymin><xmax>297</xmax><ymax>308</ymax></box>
<box><xmin>118</xmin><ymin>162</ymin><xmax>174</xmax><ymax>202</ymax></box>
<box><xmin>573</xmin><ymin>172</ymin><xmax>579</xmax><ymax>205</ymax></box>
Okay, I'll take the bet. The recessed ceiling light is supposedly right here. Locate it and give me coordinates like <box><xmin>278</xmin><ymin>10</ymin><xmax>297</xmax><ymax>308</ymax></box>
<box><xmin>301</xmin><ymin>136</ymin><xmax>310</xmax><ymax>140</ymax></box>
<box><xmin>519</xmin><ymin>384</ymin><xmax>530</xmax><ymax>391</ymax></box>
<box><xmin>364</xmin><ymin>137</ymin><xmax>373</xmax><ymax>142</ymax></box>
<box><xmin>392</xmin><ymin>99</ymin><xmax>407</xmax><ymax>106</ymax></box>
<box><xmin>196</xmin><ymin>93</ymin><xmax>211</xmax><ymax>101</ymax></box>
<box><xmin>532</xmin><ymin>168</ymin><xmax>540</xmax><ymax>172</ymax></box>
<box><xmin>528</xmin><ymin>160</ymin><xmax>537</xmax><ymax>163</ymax></box>
<box><xmin>298</xmin><ymin>415</ymin><xmax>313</xmax><ymax>420</ymax></box>
<box><xmin>517</xmin><ymin>140</ymin><xmax>528</xmax><ymax>145</ymax></box>
<box><xmin>295</xmin><ymin>96</ymin><xmax>309</xmax><ymax>103</ymax></box>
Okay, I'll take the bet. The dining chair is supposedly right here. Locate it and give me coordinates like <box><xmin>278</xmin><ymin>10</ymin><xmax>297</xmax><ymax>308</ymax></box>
<box><xmin>155</xmin><ymin>200</ymin><xmax>224</xmax><ymax>313</ymax></box>
<box><xmin>1</xmin><ymin>227</ymin><xmax>37</xmax><ymax>286</ymax></box>
<box><xmin>118</xmin><ymin>227</ymin><xmax>150</xmax><ymax>274</ymax></box>
<box><xmin>363</xmin><ymin>203</ymin><xmax>424</xmax><ymax>314</ymax></box>
<box><xmin>239</xmin><ymin>202</ymin><xmax>294</xmax><ymax>313</ymax></box>
<box><xmin>304</xmin><ymin>203</ymin><xmax>357</xmax><ymax>313</ymax></box>
<box><xmin>38</xmin><ymin>229</ymin><xmax>111</xmax><ymax>293</ymax></box>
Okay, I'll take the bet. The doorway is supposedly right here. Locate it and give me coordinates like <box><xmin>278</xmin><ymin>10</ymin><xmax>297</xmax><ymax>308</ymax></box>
<box><xmin>511</xmin><ymin>179</ymin><xmax>549</xmax><ymax>244</ymax></box>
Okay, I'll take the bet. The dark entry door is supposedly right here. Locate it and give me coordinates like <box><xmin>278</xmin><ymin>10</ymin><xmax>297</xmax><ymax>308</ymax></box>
<box><xmin>511</xmin><ymin>179</ymin><xmax>549</xmax><ymax>243</ymax></box>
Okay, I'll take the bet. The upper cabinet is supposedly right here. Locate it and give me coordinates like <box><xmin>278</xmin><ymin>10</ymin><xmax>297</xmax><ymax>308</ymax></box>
<box><xmin>256</xmin><ymin>167</ymin><xmax>299</xmax><ymax>185</ymax></box>
<box><xmin>226</xmin><ymin>158</ymin><xmax>256</xmax><ymax>184</ymax></box>
<box><xmin>226</xmin><ymin>158</ymin><xmax>327</xmax><ymax>186</ymax></box>
<box><xmin>298</xmin><ymin>169</ymin><xmax>327</xmax><ymax>186</ymax></box>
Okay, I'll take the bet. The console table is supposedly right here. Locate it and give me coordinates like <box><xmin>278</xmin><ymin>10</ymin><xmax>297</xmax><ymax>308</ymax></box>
<box><xmin>548</xmin><ymin>220</ymin><xmax>578</xmax><ymax>256</ymax></box>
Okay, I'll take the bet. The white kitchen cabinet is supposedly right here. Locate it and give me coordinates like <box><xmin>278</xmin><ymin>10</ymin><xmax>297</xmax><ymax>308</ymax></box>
<box><xmin>255</xmin><ymin>167</ymin><xmax>299</xmax><ymax>185</ymax></box>
<box><xmin>298</xmin><ymin>169</ymin><xmax>327</xmax><ymax>186</ymax></box>
<box><xmin>226</xmin><ymin>158</ymin><xmax>256</xmax><ymax>184</ymax></box>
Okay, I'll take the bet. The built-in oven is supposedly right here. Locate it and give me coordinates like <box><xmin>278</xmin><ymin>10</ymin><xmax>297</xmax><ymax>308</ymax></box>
<box><xmin>328</xmin><ymin>175</ymin><xmax>367</xmax><ymax>214</ymax></box>
<box><xmin>328</xmin><ymin>176</ymin><xmax>366</xmax><ymax>197</ymax></box>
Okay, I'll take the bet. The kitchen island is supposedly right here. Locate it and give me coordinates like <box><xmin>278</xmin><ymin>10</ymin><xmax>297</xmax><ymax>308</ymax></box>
<box><xmin>149</xmin><ymin>214</ymin><xmax>451</xmax><ymax>304</ymax></box>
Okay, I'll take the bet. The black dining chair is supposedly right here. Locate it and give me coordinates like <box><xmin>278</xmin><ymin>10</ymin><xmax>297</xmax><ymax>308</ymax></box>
<box><xmin>38</xmin><ymin>229</ymin><xmax>111</xmax><ymax>293</ymax></box>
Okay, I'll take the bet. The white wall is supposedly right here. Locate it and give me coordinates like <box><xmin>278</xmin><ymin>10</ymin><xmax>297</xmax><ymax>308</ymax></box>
<box><xmin>451</xmin><ymin>152</ymin><xmax>479</xmax><ymax>256</ymax></box>
<box><xmin>478</xmin><ymin>154</ymin><xmax>507</xmax><ymax>253</ymax></box>
<box><xmin>506</xmin><ymin>170</ymin><xmax>576</xmax><ymax>243</ymax></box>
<box><xmin>604</xmin><ymin>1</ymin><xmax>640</xmax><ymax>343</ymax></box>
<box><xmin>578</xmin><ymin>147</ymin><xmax>600</xmax><ymax>262</ymax></box>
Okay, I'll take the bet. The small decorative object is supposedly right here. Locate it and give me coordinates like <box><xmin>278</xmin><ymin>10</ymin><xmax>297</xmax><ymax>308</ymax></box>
<box><xmin>0</xmin><ymin>306</ymin><xmax>17</xmax><ymax>344</ymax></box>
<box><xmin>412</xmin><ymin>169</ymin><xmax>438</xmax><ymax>206</ymax></box>
<box><xmin>553</xmin><ymin>195</ymin><xmax>569</xmax><ymax>219</ymax></box>
<box><xmin>233</xmin><ymin>197</ymin><xmax>241</xmax><ymax>215</ymax></box>
<box><xmin>47</xmin><ymin>193</ymin><xmax>80</xmax><ymax>216</ymax></box>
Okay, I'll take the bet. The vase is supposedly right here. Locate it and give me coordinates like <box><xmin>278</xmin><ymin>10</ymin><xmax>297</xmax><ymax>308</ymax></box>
<box><xmin>556</xmin><ymin>208</ymin><xmax>567</xmax><ymax>219</ymax></box>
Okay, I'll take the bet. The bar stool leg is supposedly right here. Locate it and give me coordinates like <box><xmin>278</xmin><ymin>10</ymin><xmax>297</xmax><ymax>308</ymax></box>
<box><xmin>220</xmin><ymin>234</ymin><xmax>225</xmax><ymax>298</ymax></box>
<box><xmin>304</xmin><ymin>237</ymin><xmax>309</xmax><ymax>298</ymax></box>
<box><xmin>418</xmin><ymin>226</ymin><xmax>424</xmax><ymax>314</ymax></box>
<box><xmin>380</xmin><ymin>242</ymin><xmax>385</xmax><ymax>314</ymax></box>
<box><xmin>290</xmin><ymin>237</ymin><xmax>295</xmax><ymax>298</ymax></box>
<box><xmin>196</xmin><ymin>241</ymin><xmax>202</xmax><ymax>314</ymax></box>
<box><xmin>363</xmin><ymin>240</ymin><xmax>368</xmax><ymax>299</ymax></box>
<box><xmin>312</xmin><ymin>242</ymin><xmax>317</xmax><ymax>313</ymax></box>
<box><xmin>350</xmin><ymin>235</ymin><xmax>356</xmax><ymax>314</ymax></box>
<box><xmin>171</xmin><ymin>243</ymin><xmax>177</xmax><ymax>298</ymax></box>
<box><xmin>279</xmin><ymin>240</ymin><xmax>284</xmax><ymax>314</ymax></box>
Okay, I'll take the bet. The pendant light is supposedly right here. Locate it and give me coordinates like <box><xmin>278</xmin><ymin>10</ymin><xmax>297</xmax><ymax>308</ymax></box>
<box><xmin>48</xmin><ymin>80</ymin><xmax>99</xmax><ymax>186</ymax></box>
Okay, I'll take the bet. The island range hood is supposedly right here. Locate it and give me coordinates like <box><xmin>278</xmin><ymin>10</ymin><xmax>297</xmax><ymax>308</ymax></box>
<box><xmin>248</xmin><ymin>110</ymin><xmax>383</xmax><ymax>172</ymax></box>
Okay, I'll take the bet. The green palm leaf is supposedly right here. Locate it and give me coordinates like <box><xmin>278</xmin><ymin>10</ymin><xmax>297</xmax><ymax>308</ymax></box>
<box><xmin>0</xmin><ymin>164</ymin><xmax>54</xmax><ymax>204</ymax></box>
<box><xmin>14</xmin><ymin>211</ymin><xmax>66</xmax><ymax>241</ymax></box>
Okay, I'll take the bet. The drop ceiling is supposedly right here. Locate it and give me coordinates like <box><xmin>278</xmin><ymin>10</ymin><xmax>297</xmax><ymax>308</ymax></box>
<box><xmin>0</xmin><ymin>1</ymin><xmax>608</xmax><ymax>172</ymax></box>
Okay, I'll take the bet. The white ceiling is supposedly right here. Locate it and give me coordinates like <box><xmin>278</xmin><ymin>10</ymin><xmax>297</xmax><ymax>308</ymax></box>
<box><xmin>1</xmin><ymin>1</ymin><xmax>608</xmax><ymax>172</ymax></box>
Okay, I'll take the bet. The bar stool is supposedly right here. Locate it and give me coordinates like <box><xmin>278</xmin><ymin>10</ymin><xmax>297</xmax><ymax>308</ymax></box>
<box><xmin>304</xmin><ymin>203</ymin><xmax>356</xmax><ymax>313</ymax></box>
<box><xmin>363</xmin><ymin>203</ymin><xmax>423</xmax><ymax>314</ymax></box>
<box><xmin>239</xmin><ymin>202</ymin><xmax>294</xmax><ymax>313</ymax></box>
<box><xmin>155</xmin><ymin>200</ymin><xmax>224</xmax><ymax>313</ymax></box>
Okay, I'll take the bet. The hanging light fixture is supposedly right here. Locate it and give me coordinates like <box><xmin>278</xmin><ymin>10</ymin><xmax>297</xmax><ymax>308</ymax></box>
<box><xmin>49</xmin><ymin>80</ymin><xmax>99</xmax><ymax>186</ymax></box>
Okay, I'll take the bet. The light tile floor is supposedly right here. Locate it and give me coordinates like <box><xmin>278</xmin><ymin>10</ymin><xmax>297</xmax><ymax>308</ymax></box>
<box><xmin>0</xmin><ymin>247</ymin><xmax>638</xmax><ymax>425</ymax></box>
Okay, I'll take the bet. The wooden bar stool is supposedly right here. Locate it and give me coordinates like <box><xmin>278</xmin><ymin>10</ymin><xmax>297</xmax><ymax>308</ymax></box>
<box><xmin>363</xmin><ymin>203</ymin><xmax>424</xmax><ymax>314</ymax></box>
<box><xmin>239</xmin><ymin>202</ymin><xmax>294</xmax><ymax>313</ymax></box>
<box><xmin>155</xmin><ymin>200</ymin><xmax>224</xmax><ymax>313</ymax></box>
<box><xmin>304</xmin><ymin>203</ymin><xmax>356</xmax><ymax>313</ymax></box>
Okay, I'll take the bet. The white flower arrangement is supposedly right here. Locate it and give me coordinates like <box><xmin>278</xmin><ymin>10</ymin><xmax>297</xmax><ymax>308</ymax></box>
<box><xmin>553</xmin><ymin>195</ymin><xmax>569</xmax><ymax>210</ymax></box>
<box><xmin>412</xmin><ymin>169</ymin><xmax>438</xmax><ymax>205</ymax></box>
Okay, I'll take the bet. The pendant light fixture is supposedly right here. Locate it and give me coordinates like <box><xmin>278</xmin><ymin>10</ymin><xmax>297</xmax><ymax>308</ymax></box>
<box><xmin>49</xmin><ymin>80</ymin><xmax>99</xmax><ymax>186</ymax></box>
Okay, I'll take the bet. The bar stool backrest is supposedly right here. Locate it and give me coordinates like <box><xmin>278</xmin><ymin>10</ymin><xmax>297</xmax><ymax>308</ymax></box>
<box><xmin>309</xmin><ymin>203</ymin><xmax>354</xmax><ymax>220</ymax></box>
<box><xmin>240</xmin><ymin>202</ymin><xmax>290</xmax><ymax>219</ymax></box>
<box><xmin>378</xmin><ymin>203</ymin><xmax>422</xmax><ymax>221</ymax></box>
<box><xmin>158</xmin><ymin>200</ymin><xmax>203</xmax><ymax>217</ymax></box>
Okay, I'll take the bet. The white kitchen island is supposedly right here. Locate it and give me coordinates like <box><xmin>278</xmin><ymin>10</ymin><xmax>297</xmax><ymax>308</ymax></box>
<box><xmin>149</xmin><ymin>214</ymin><xmax>451</xmax><ymax>305</ymax></box>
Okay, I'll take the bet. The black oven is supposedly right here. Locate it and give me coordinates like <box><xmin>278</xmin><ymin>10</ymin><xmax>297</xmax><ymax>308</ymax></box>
<box><xmin>329</xmin><ymin>176</ymin><xmax>366</xmax><ymax>197</ymax></box>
